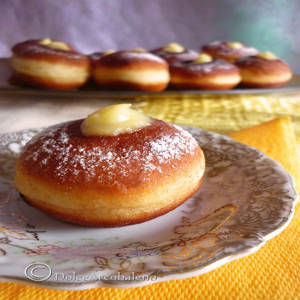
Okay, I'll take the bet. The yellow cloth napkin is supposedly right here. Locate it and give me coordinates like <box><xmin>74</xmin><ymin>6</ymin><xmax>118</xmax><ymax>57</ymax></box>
<box><xmin>0</xmin><ymin>117</ymin><xmax>299</xmax><ymax>300</ymax></box>
<box><xmin>132</xmin><ymin>93</ymin><xmax>300</xmax><ymax>135</ymax></box>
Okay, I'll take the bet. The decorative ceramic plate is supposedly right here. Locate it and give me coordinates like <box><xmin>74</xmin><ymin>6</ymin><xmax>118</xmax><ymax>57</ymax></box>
<box><xmin>0</xmin><ymin>126</ymin><xmax>297</xmax><ymax>289</ymax></box>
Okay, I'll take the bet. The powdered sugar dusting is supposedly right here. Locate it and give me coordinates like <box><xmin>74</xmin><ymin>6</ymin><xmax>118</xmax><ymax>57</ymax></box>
<box><xmin>173</xmin><ymin>60</ymin><xmax>237</xmax><ymax>74</ymax></box>
<box><xmin>149</xmin><ymin>133</ymin><xmax>194</xmax><ymax>164</ymax></box>
<box><xmin>22</xmin><ymin>121</ymin><xmax>199</xmax><ymax>186</ymax></box>
<box><xmin>16</xmin><ymin>43</ymin><xmax>84</xmax><ymax>60</ymax></box>
<box><xmin>208</xmin><ymin>41</ymin><xmax>222</xmax><ymax>46</ymax></box>
<box><xmin>190</xmin><ymin>60</ymin><xmax>235</xmax><ymax>73</ymax></box>
<box><xmin>123</xmin><ymin>52</ymin><xmax>166</xmax><ymax>63</ymax></box>
<box><xmin>203</xmin><ymin>41</ymin><xmax>258</xmax><ymax>57</ymax></box>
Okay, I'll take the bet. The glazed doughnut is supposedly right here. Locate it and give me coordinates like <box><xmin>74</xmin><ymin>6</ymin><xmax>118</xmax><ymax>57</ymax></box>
<box><xmin>169</xmin><ymin>53</ymin><xmax>241</xmax><ymax>90</ymax></box>
<box><xmin>14</xmin><ymin>104</ymin><xmax>205</xmax><ymax>227</ymax></box>
<box><xmin>11</xmin><ymin>39</ymin><xmax>90</xmax><ymax>90</ymax></box>
<box><xmin>202</xmin><ymin>41</ymin><xmax>259</xmax><ymax>62</ymax></box>
<box><xmin>151</xmin><ymin>43</ymin><xmax>199</xmax><ymax>64</ymax></box>
<box><xmin>93</xmin><ymin>50</ymin><xmax>170</xmax><ymax>91</ymax></box>
<box><xmin>235</xmin><ymin>51</ymin><xmax>292</xmax><ymax>88</ymax></box>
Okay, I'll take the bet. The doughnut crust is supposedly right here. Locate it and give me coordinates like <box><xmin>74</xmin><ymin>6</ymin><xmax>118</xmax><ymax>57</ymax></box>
<box><xmin>202</xmin><ymin>41</ymin><xmax>259</xmax><ymax>62</ymax></box>
<box><xmin>93</xmin><ymin>51</ymin><xmax>170</xmax><ymax>91</ymax></box>
<box><xmin>235</xmin><ymin>56</ymin><xmax>292</xmax><ymax>88</ymax></box>
<box><xmin>170</xmin><ymin>59</ymin><xmax>241</xmax><ymax>90</ymax></box>
<box><xmin>14</xmin><ymin>119</ymin><xmax>205</xmax><ymax>227</ymax></box>
<box><xmin>151</xmin><ymin>47</ymin><xmax>199</xmax><ymax>64</ymax></box>
<box><xmin>11</xmin><ymin>39</ymin><xmax>90</xmax><ymax>90</ymax></box>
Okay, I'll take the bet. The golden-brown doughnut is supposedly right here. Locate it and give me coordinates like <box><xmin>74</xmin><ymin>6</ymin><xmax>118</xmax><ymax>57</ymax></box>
<box><xmin>92</xmin><ymin>50</ymin><xmax>170</xmax><ymax>91</ymax></box>
<box><xmin>14</xmin><ymin>107</ymin><xmax>205</xmax><ymax>227</ymax></box>
<box><xmin>151</xmin><ymin>42</ymin><xmax>199</xmax><ymax>64</ymax></box>
<box><xmin>202</xmin><ymin>41</ymin><xmax>259</xmax><ymax>62</ymax></box>
<box><xmin>169</xmin><ymin>54</ymin><xmax>241</xmax><ymax>90</ymax></box>
<box><xmin>11</xmin><ymin>39</ymin><xmax>90</xmax><ymax>90</ymax></box>
<box><xmin>235</xmin><ymin>52</ymin><xmax>292</xmax><ymax>88</ymax></box>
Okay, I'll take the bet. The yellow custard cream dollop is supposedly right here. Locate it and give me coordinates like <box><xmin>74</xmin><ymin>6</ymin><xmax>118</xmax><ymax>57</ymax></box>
<box><xmin>39</xmin><ymin>38</ymin><xmax>71</xmax><ymax>51</ymax></box>
<box><xmin>256</xmin><ymin>51</ymin><xmax>277</xmax><ymax>60</ymax></box>
<box><xmin>163</xmin><ymin>43</ymin><xmax>185</xmax><ymax>53</ymax></box>
<box><xmin>227</xmin><ymin>42</ymin><xmax>244</xmax><ymax>49</ymax></box>
<box><xmin>103</xmin><ymin>49</ymin><xmax>116</xmax><ymax>56</ymax></box>
<box><xmin>81</xmin><ymin>104</ymin><xmax>151</xmax><ymax>136</ymax></box>
<box><xmin>130</xmin><ymin>48</ymin><xmax>147</xmax><ymax>52</ymax></box>
<box><xmin>192</xmin><ymin>53</ymin><xmax>213</xmax><ymax>64</ymax></box>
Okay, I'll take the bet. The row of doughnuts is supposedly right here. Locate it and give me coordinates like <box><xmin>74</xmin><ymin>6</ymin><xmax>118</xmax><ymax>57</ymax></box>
<box><xmin>11</xmin><ymin>39</ymin><xmax>292</xmax><ymax>91</ymax></box>
<box><xmin>202</xmin><ymin>41</ymin><xmax>292</xmax><ymax>88</ymax></box>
